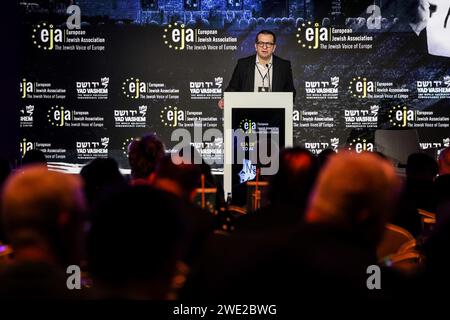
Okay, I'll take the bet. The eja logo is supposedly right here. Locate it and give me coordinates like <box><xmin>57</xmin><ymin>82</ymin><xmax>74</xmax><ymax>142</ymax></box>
<box><xmin>349</xmin><ymin>77</ymin><xmax>376</xmax><ymax>98</ymax></box>
<box><xmin>388</xmin><ymin>105</ymin><xmax>415</xmax><ymax>128</ymax></box>
<box><xmin>296</xmin><ymin>21</ymin><xmax>330</xmax><ymax>49</ymax></box>
<box><xmin>160</xmin><ymin>106</ymin><xmax>185</xmax><ymax>127</ymax></box>
<box><xmin>163</xmin><ymin>23</ymin><xmax>195</xmax><ymax>50</ymax></box>
<box><xmin>122</xmin><ymin>78</ymin><xmax>147</xmax><ymax>99</ymax></box>
<box><xmin>20</xmin><ymin>79</ymin><xmax>34</xmax><ymax>98</ymax></box>
<box><xmin>47</xmin><ymin>106</ymin><xmax>72</xmax><ymax>127</ymax></box>
<box><xmin>32</xmin><ymin>22</ymin><xmax>64</xmax><ymax>50</ymax></box>
<box><xmin>348</xmin><ymin>138</ymin><xmax>374</xmax><ymax>153</ymax></box>
<box><xmin>31</xmin><ymin>5</ymin><xmax>81</xmax><ymax>50</ymax></box>
<box><xmin>239</xmin><ymin>119</ymin><xmax>256</xmax><ymax>134</ymax></box>
<box><xmin>19</xmin><ymin>138</ymin><xmax>35</xmax><ymax>157</ymax></box>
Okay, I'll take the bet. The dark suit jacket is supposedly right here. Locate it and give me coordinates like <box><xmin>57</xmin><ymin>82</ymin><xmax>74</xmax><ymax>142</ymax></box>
<box><xmin>225</xmin><ymin>54</ymin><xmax>296</xmax><ymax>99</ymax></box>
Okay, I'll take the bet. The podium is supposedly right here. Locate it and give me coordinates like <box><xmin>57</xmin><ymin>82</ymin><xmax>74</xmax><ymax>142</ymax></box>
<box><xmin>223</xmin><ymin>92</ymin><xmax>293</xmax><ymax>199</ymax></box>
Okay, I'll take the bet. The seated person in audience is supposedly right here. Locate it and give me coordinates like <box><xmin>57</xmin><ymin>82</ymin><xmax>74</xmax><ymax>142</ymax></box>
<box><xmin>422</xmin><ymin>197</ymin><xmax>450</xmax><ymax>299</ymax></box>
<box><xmin>151</xmin><ymin>154</ymin><xmax>214</xmax><ymax>266</ymax></box>
<box><xmin>80</xmin><ymin>157</ymin><xmax>127</xmax><ymax>208</ymax></box>
<box><xmin>235</xmin><ymin>147</ymin><xmax>318</xmax><ymax>232</ymax></box>
<box><xmin>0</xmin><ymin>166</ymin><xmax>87</xmax><ymax>299</ymax></box>
<box><xmin>128</xmin><ymin>133</ymin><xmax>165</xmax><ymax>185</ymax></box>
<box><xmin>406</xmin><ymin>153</ymin><xmax>438</xmax><ymax>210</ymax></box>
<box><xmin>183</xmin><ymin>152</ymin><xmax>404</xmax><ymax>302</ymax></box>
<box><xmin>87</xmin><ymin>185</ymin><xmax>185</xmax><ymax>299</ymax></box>
<box><xmin>305</xmin><ymin>152</ymin><xmax>400</xmax><ymax>238</ymax></box>
<box><xmin>297</xmin><ymin>152</ymin><xmax>404</xmax><ymax>299</ymax></box>
<box><xmin>392</xmin><ymin>153</ymin><xmax>438</xmax><ymax>237</ymax></box>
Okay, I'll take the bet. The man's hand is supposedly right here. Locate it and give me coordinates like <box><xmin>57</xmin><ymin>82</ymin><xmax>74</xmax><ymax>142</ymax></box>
<box><xmin>218</xmin><ymin>98</ymin><xmax>224</xmax><ymax>109</ymax></box>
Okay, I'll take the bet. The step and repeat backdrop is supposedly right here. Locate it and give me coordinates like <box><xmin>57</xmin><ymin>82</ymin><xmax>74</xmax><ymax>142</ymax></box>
<box><xmin>19</xmin><ymin>0</ymin><xmax>450</xmax><ymax>173</ymax></box>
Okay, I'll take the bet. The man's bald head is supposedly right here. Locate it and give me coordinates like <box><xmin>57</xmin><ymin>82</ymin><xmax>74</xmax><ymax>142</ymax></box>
<box><xmin>1</xmin><ymin>165</ymin><xmax>86</xmax><ymax>265</ymax></box>
<box><xmin>305</xmin><ymin>152</ymin><xmax>400</xmax><ymax>246</ymax></box>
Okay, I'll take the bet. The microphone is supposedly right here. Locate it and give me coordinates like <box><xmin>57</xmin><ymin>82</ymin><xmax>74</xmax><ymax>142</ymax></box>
<box><xmin>266</xmin><ymin>64</ymin><xmax>271</xmax><ymax>92</ymax></box>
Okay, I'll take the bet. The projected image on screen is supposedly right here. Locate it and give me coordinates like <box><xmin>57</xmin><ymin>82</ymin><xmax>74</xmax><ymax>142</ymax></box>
<box><xmin>231</xmin><ymin>108</ymin><xmax>285</xmax><ymax>191</ymax></box>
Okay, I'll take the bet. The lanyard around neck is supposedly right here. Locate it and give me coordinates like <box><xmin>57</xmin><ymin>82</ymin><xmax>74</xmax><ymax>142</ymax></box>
<box><xmin>255</xmin><ymin>62</ymin><xmax>272</xmax><ymax>83</ymax></box>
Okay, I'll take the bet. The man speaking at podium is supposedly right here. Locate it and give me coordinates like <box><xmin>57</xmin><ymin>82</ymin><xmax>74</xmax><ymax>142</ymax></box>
<box><xmin>218</xmin><ymin>30</ymin><xmax>296</xmax><ymax>108</ymax></box>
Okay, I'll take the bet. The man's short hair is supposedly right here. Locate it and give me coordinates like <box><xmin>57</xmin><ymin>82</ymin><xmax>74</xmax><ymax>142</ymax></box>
<box><xmin>128</xmin><ymin>133</ymin><xmax>165</xmax><ymax>179</ymax></box>
<box><xmin>80</xmin><ymin>158</ymin><xmax>126</xmax><ymax>205</ymax></box>
<box><xmin>406</xmin><ymin>152</ymin><xmax>438</xmax><ymax>181</ymax></box>
<box><xmin>255</xmin><ymin>30</ymin><xmax>276</xmax><ymax>44</ymax></box>
<box><xmin>269</xmin><ymin>147</ymin><xmax>318</xmax><ymax>209</ymax></box>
